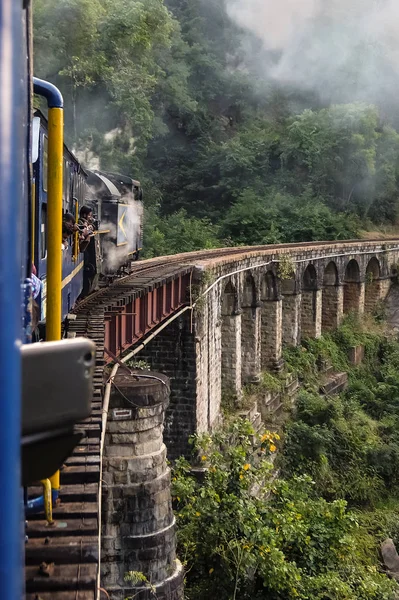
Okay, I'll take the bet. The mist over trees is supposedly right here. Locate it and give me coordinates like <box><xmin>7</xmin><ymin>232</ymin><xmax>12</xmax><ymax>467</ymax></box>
<box><xmin>34</xmin><ymin>0</ymin><xmax>399</xmax><ymax>254</ymax></box>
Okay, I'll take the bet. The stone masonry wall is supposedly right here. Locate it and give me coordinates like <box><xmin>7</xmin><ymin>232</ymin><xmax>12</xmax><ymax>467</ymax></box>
<box><xmin>221</xmin><ymin>314</ymin><xmax>242</xmax><ymax>396</ymax></box>
<box><xmin>301</xmin><ymin>289</ymin><xmax>322</xmax><ymax>339</ymax></box>
<box><xmin>261</xmin><ymin>300</ymin><xmax>283</xmax><ymax>369</ymax></box>
<box><xmin>102</xmin><ymin>372</ymin><xmax>184</xmax><ymax>600</ymax></box>
<box><xmin>241</xmin><ymin>306</ymin><xmax>261</xmax><ymax>383</ymax></box>
<box><xmin>138</xmin><ymin>312</ymin><xmax>197</xmax><ymax>460</ymax></box>
<box><xmin>282</xmin><ymin>294</ymin><xmax>301</xmax><ymax>347</ymax></box>
<box><xmin>322</xmin><ymin>285</ymin><xmax>343</xmax><ymax>331</ymax></box>
<box><xmin>344</xmin><ymin>282</ymin><xmax>365</xmax><ymax>315</ymax></box>
<box><xmin>365</xmin><ymin>279</ymin><xmax>382</xmax><ymax>313</ymax></box>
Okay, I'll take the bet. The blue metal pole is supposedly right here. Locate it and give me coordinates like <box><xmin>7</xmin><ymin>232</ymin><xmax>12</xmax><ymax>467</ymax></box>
<box><xmin>0</xmin><ymin>0</ymin><xmax>25</xmax><ymax>596</ymax></box>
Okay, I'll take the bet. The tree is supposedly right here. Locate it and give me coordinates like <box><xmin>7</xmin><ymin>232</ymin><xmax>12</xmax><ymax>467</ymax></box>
<box><xmin>173</xmin><ymin>419</ymin><xmax>396</xmax><ymax>600</ymax></box>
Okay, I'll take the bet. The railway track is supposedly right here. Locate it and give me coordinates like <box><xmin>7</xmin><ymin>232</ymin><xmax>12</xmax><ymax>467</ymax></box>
<box><xmin>25</xmin><ymin>308</ymin><xmax>104</xmax><ymax>600</ymax></box>
<box><xmin>24</xmin><ymin>238</ymin><xmax>399</xmax><ymax>598</ymax></box>
<box><xmin>74</xmin><ymin>237</ymin><xmax>399</xmax><ymax>313</ymax></box>
<box><xmin>25</xmin><ymin>259</ymin><xmax>195</xmax><ymax>599</ymax></box>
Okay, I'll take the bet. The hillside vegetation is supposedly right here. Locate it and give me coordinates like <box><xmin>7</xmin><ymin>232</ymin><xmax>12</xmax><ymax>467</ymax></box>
<box><xmin>34</xmin><ymin>0</ymin><xmax>399</xmax><ymax>255</ymax></box>
<box><xmin>172</xmin><ymin>317</ymin><xmax>399</xmax><ymax>599</ymax></box>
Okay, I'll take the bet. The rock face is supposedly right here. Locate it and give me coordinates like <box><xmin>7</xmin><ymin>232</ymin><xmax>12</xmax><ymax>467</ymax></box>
<box><xmin>101</xmin><ymin>370</ymin><xmax>184</xmax><ymax>599</ymax></box>
<box><xmin>381</xmin><ymin>539</ymin><xmax>399</xmax><ymax>580</ymax></box>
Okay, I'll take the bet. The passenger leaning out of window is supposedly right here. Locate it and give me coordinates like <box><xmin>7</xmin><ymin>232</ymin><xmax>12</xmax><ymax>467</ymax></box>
<box><xmin>62</xmin><ymin>212</ymin><xmax>79</xmax><ymax>250</ymax></box>
<box><xmin>78</xmin><ymin>205</ymin><xmax>95</xmax><ymax>253</ymax></box>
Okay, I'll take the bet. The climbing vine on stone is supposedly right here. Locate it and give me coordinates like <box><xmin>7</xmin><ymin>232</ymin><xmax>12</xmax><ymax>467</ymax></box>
<box><xmin>277</xmin><ymin>255</ymin><xmax>296</xmax><ymax>281</ymax></box>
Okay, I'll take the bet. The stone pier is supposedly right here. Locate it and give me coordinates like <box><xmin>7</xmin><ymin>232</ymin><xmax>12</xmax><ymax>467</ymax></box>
<box><xmin>282</xmin><ymin>293</ymin><xmax>301</xmax><ymax>347</ymax></box>
<box><xmin>101</xmin><ymin>371</ymin><xmax>184</xmax><ymax>600</ymax></box>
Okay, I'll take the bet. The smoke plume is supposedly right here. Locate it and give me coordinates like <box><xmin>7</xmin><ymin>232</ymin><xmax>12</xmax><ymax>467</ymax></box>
<box><xmin>99</xmin><ymin>192</ymin><xmax>143</xmax><ymax>273</ymax></box>
<box><xmin>226</xmin><ymin>0</ymin><xmax>399</xmax><ymax>111</ymax></box>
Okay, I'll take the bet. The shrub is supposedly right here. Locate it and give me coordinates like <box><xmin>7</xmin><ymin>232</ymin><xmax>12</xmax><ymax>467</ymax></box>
<box><xmin>173</xmin><ymin>419</ymin><xmax>397</xmax><ymax>600</ymax></box>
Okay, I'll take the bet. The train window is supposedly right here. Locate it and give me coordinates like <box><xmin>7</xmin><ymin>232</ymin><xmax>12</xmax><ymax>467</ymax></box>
<box><xmin>42</xmin><ymin>136</ymin><xmax>48</xmax><ymax>192</ymax></box>
<box><xmin>63</xmin><ymin>160</ymin><xmax>71</xmax><ymax>210</ymax></box>
<box><xmin>40</xmin><ymin>203</ymin><xmax>47</xmax><ymax>259</ymax></box>
<box><xmin>63</xmin><ymin>159</ymin><xmax>67</xmax><ymax>205</ymax></box>
<box><xmin>31</xmin><ymin>117</ymin><xmax>40</xmax><ymax>163</ymax></box>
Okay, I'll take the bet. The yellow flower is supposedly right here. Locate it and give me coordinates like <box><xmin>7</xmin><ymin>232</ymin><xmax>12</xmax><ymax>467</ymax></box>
<box><xmin>243</xmin><ymin>463</ymin><xmax>251</xmax><ymax>471</ymax></box>
<box><xmin>195</xmin><ymin>512</ymin><xmax>201</xmax><ymax>517</ymax></box>
<box><xmin>239</xmin><ymin>474</ymin><xmax>244</xmax><ymax>480</ymax></box>
<box><xmin>201</xmin><ymin>455</ymin><xmax>207</xmax><ymax>462</ymax></box>
<box><xmin>261</xmin><ymin>433</ymin><xmax>271</xmax><ymax>442</ymax></box>
<box><xmin>269</xmin><ymin>444</ymin><xmax>277</xmax><ymax>453</ymax></box>
<box><xmin>209</xmin><ymin>568</ymin><xmax>214</xmax><ymax>574</ymax></box>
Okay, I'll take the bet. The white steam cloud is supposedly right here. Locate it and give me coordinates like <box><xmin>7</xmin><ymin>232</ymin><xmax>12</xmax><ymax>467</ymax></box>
<box><xmin>227</xmin><ymin>0</ymin><xmax>399</xmax><ymax>109</ymax></box>
<box><xmin>99</xmin><ymin>192</ymin><xmax>143</xmax><ymax>273</ymax></box>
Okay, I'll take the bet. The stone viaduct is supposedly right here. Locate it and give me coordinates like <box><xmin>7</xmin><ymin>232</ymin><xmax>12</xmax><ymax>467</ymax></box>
<box><xmin>100</xmin><ymin>239</ymin><xmax>399</xmax><ymax>598</ymax></box>
<box><xmin>139</xmin><ymin>240</ymin><xmax>399</xmax><ymax>458</ymax></box>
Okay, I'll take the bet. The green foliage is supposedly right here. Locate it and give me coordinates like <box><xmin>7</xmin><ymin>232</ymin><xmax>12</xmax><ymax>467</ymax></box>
<box><xmin>34</xmin><ymin>1</ymin><xmax>399</xmax><ymax>256</ymax></box>
<box><xmin>259</xmin><ymin>371</ymin><xmax>284</xmax><ymax>394</ymax></box>
<box><xmin>243</xmin><ymin>372</ymin><xmax>283</xmax><ymax>405</ymax></box>
<box><xmin>282</xmin><ymin>318</ymin><xmax>399</xmax><ymax>506</ymax></box>
<box><xmin>278</xmin><ymin>255</ymin><xmax>296</xmax><ymax>281</ymax></box>
<box><xmin>283</xmin><ymin>315</ymin><xmax>383</xmax><ymax>387</ymax></box>
<box><xmin>124</xmin><ymin>570</ymin><xmax>156</xmax><ymax>599</ymax></box>
<box><xmin>221</xmin><ymin>189</ymin><xmax>360</xmax><ymax>246</ymax></box>
<box><xmin>143</xmin><ymin>208</ymin><xmax>220</xmax><ymax>257</ymax></box>
<box><xmin>281</xmin><ymin>391</ymin><xmax>386</xmax><ymax>505</ymax></box>
<box><xmin>173</xmin><ymin>420</ymin><xmax>397</xmax><ymax>600</ymax></box>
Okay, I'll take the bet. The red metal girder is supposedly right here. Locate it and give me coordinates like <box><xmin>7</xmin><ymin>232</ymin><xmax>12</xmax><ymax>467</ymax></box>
<box><xmin>104</xmin><ymin>273</ymin><xmax>191</xmax><ymax>363</ymax></box>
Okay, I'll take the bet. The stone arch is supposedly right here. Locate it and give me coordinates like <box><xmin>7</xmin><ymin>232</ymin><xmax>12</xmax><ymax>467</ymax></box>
<box><xmin>303</xmin><ymin>264</ymin><xmax>318</xmax><ymax>291</ymax></box>
<box><xmin>343</xmin><ymin>259</ymin><xmax>363</xmax><ymax>315</ymax></box>
<box><xmin>263</xmin><ymin>271</ymin><xmax>278</xmax><ymax>301</ymax></box>
<box><xmin>221</xmin><ymin>281</ymin><xmax>241</xmax><ymax>396</ymax></box>
<box><xmin>322</xmin><ymin>261</ymin><xmax>341</xmax><ymax>332</ymax></box>
<box><xmin>242</xmin><ymin>273</ymin><xmax>257</xmax><ymax>308</ymax></box>
<box><xmin>301</xmin><ymin>264</ymin><xmax>321</xmax><ymax>339</ymax></box>
<box><xmin>261</xmin><ymin>271</ymin><xmax>283</xmax><ymax>370</ymax></box>
<box><xmin>221</xmin><ymin>281</ymin><xmax>237</xmax><ymax>317</ymax></box>
<box><xmin>241</xmin><ymin>273</ymin><xmax>261</xmax><ymax>383</ymax></box>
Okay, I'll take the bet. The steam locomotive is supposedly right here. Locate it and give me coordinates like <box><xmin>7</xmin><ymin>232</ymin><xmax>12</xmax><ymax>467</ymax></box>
<box><xmin>33</xmin><ymin>110</ymin><xmax>143</xmax><ymax>321</ymax></box>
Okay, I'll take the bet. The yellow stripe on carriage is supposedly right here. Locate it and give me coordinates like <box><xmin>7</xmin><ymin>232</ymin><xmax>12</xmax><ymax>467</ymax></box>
<box><xmin>61</xmin><ymin>260</ymin><xmax>84</xmax><ymax>290</ymax></box>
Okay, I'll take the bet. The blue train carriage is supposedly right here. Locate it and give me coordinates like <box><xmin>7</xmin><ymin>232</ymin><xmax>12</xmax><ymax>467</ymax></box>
<box><xmin>86</xmin><ymin>169</ymin><xmax>143</xmax><ymax>277</ymax></box>
<box><xmin>32</xmin><ymin>109</ymin><xmax>87</xmax><ymax>320</ymax></box>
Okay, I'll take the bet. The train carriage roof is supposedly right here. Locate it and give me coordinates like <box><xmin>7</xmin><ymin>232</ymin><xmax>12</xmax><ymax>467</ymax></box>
<box><xmin>86</xmin><ymin>170</ymin><xmax>142</xmax><ymax>201</ymax></box>
<box><xmin>86</xmin><ymin>170</ymin><xmax>121</xmax><ymax>200</ymax></box>
<box><xmin>102</xmin><ymin>171</ymin><xmax>141</xmax><ymax>188</ymax></box>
